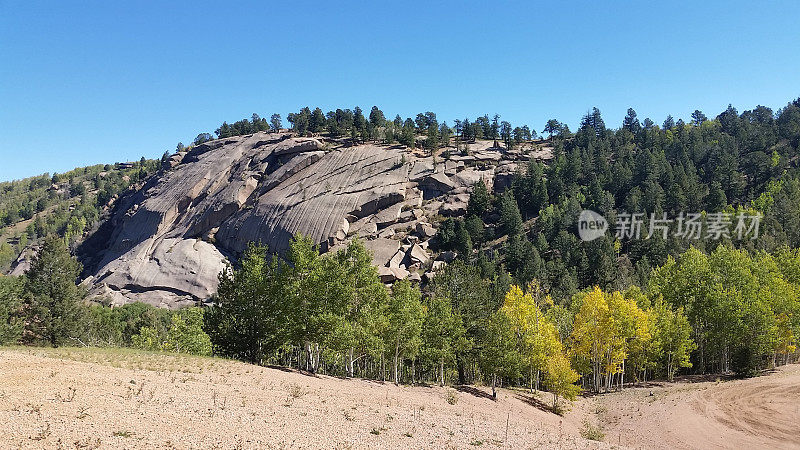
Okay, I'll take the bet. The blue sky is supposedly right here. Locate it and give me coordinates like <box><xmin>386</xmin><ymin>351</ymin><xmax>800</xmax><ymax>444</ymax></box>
<box><xmin>1</xmin><ymin>1</ymin><xmax>799</xmax><ymax>182</ymax></box>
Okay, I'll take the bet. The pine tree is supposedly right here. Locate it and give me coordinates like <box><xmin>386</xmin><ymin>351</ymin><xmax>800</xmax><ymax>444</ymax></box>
<box><xmin>204</xmin><ymin>243</ymin><xmax>288</xmax><ymax>364</ymax></box>
<box><xmin>622</xmin><ymin>108</ymin><xmax>641</xmax><ymax>133</ymax></box>
<box><xmin>0</xmin><ymin>275</ymin><xmax>23</xmax><ymax>344</ymax></box>
<box><xmin>24</xmin><ymin>235</ymin><xmax>84</xmax><ymax>347</ymax></box>
<box><xmin>467</xmin><ymin>180</ymin><xmax>491</xmax><ymax>217</ymax></box>
<box><xmin>270</xmin><ymin>113</ymin><xmax>282</xmax><ymax>131</ymax></box>
<box><xmin>691</xmin><ymin>110</ymin><xmax>708</xmax><ymax>126</ymax></box>
<box><xmin>498</xmin><ymin>192</ymin><xmax>523</xmax><ymax>236</ymax></box>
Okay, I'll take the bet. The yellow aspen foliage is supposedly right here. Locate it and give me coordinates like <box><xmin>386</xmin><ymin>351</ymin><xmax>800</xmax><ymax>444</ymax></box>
<box><xmin>571</xmin><ymin>286</ymin><xmax>651</xmax><ymax>392</ymax></box>
<box><xmin>544</xmin><ymin>351</ymin><xmax>581</xmax><ymax>413</ymax></box>
<box><xmin>502</xmin><ymin>283</ymin><xmax>579</xmax><ymax>398</ymax></box>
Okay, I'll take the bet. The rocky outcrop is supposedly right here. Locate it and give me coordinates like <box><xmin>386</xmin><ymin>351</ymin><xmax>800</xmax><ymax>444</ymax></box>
<box><xmin>78</xmin><ymin>132</ymin><xmax>548</xmax><ymax>308</ymax></box>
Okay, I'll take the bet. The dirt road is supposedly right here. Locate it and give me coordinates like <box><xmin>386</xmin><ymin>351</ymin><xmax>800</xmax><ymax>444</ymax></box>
<box><xmin>572</xmin><ymin>364</ymin><xmax>800</xmax><ymax>449</ymax></box>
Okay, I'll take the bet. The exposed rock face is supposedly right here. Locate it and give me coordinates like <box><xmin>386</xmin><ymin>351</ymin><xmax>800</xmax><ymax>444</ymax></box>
<box><xmin>78</xmin><ymin>132</ymin><xmax>549</xmax><ymax>308</ymax></box>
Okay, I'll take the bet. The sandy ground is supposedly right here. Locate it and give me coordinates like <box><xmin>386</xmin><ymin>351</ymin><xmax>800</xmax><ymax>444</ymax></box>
<box><xmin>570</xmin><ymin>364</ymin><xmax>800</xmax><ymax>449</ymax></box>
<box><xmin>0</xmin><ymin>347</ymin><xmax>603</xmax><ymax>449</ymax></box>
<box><xmin>3</xmin><ymin>347</ymin><xmax>797</xmax><ymax>449</ymax></box>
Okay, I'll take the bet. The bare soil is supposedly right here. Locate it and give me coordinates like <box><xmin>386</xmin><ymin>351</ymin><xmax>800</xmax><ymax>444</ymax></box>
<box><xmin>568</xmin><ymin>364</ymin><xmax>800</xmax><ymax>449</ymax></box>
<box><xmin>0</xmin><ymin>347</ymin><xmax>602</xmax><ymax>449</ymax></box>
<box><xmin>3</xmin><ymin>347</ymin><xmax>797</xmax><ymax>449</ymax></box>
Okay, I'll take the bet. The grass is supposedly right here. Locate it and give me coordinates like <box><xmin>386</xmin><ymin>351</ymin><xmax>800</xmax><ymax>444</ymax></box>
<box><xmin>287</xmin><ymin>383</ymin><xmax>305</xmax><ymax>399</ymax></box>
<box><xmin>445</xmin><ymin>388</ymin><xmax>459</xmax><ymax>405</ymax></box>
<box><xmin>113</xmin><ymin>430</ymin><xmax>134</xmax><ymax>438</ymax></box>
<box><xmin>579</xmin><ymin>419</ymin><xmax>604</xmax><ymax>441</ymax></box>
<box><xmin>1</xmin><ymin>345</ymin><xmax>221</xmax><ymax>373</ymax></box>
<box><xmin>77</xmin><ymin>406</ymin><xmax>91</xmax><ymax>419</ymax></box>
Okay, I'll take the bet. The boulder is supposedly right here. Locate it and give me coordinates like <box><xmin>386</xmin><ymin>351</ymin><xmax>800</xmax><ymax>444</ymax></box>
<box><xmin>391</xmin><ymin>267</ymin><xmax>410</xmax><ymax>280</ymax></box>
<box><xmin>409</xmin><ymin>244</ymin><xmax>429</xmax><ymax>265</ymax></box>
<box><xmin>419</xmin><ymin>172</ymin><xmax>455</xmax><ymax>199</ymax></box>
<box><xmin>416</xmin><ymin>222</ymin><xmax>436</xmax><ymax>238</ymax></box>
<box><xmin>374</xmin><ymin>202</ymin><xmax>404</xmax><ymax>227</ymax></box>
<box><xmin>452</xmin><ymin>169</ymin><xmax>495</xmax><ymax>190</ymax></box>
<box><xmin>272</xmin><ymin>137</ymin><xmax>324</xmax><ymax>156</ymax></box>
<box><xmin>493</xmin><ymin>162</ymin><xmax>519</xmax><ymax>193</ymax></box>
<box><xmin>377</xmin><ymin>227</ymin><xmax>395</xmax><ymax>239</ymax></box>
<box><xmin>349</xmin><ymin>216</ymin><xmax>379</xmax><ymax>237</ymax></box>
<box><xmin>363</xmin><ymin>238</ymin><xmax>401</xmax><ymax>267</ymax></box>
<box><xmin>378</xmin><ymin>266</ymin><xmax>409</xmax><ymax>283</ymax></box>
<box><xmin>388</xmin><ymin>249</ymin><xmax>407</xmax><ymax>269</ymax></box>
<box><xmin>440</xmin><ymin>193</ymin><xmax>471</xmax><ymax>216</ymax></box>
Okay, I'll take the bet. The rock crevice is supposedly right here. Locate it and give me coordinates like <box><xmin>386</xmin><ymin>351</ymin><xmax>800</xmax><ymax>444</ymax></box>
<box><xmin>78</xmin><ymin>132</ymin><xmax>549</xmax><ymax>308</ymax></box>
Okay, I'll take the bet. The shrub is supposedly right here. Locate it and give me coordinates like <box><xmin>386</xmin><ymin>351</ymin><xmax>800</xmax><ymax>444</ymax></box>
<box><xmin>445</xmin><ymin>388</ymin><xmax>459</xmax><ymax>405</ymax></box>
<box><xmin>163</xmin><ymin>308</ymin><xmax>212</xmax><ymax>356</ymax></box>
<box><xmin>579</xmin><ymin>420</ymin><xmax>604</xmax><ymax>441</ymax></box>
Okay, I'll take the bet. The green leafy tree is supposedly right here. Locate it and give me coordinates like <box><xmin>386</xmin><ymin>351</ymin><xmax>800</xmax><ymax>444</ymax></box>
<box><xmin>384</xmin><ymin>280</ymin><xmax>425</xmax><ymax>384</ymax></box>
<box><xmin>652</xmin><ymin>299</ymin><xmax>695</xmax><ymax>381</ymax></box>
<box><xmin>164</xmin><ymin>308</ymin><xmax>212</xmax><ymax>356</ymax></box>
<box><xmin>131</xmin><ymin>325</ymin><xmax>163</xmax><ymax>351</ymax></box>
<box><xmin>480</xmin><ymin>309</ymin><xmax>521</xmax><ymax>398</ymax></box>
<box><xmin>421</xmin><ymin>294</ymin><xmax>467</xmax><ymax>385</ymax></box>
<box><xmin>317</xmin><ymin>239</ymin><xmax>390</xmax><ymax>377</ymax></box>
<box><xmin>204</xmin><ymin>243</ymin><xmax>288</xmax><ymax>364</ymax></box>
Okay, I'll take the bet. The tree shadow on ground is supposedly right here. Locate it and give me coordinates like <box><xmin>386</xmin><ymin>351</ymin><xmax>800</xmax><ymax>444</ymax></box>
<box><xmin>455</xmin><ymin>385</ymin><xmax>494</xmax><ymax>400</ymax></box>
<box><xmin>264</xmin><ymin>364</ymin><xmax>318</xmax><ymax>378</ymax></box>
<box><xmin>514</xmin><ymin>392</ymin><xmax>555</xmax><ymax>414</ymax></box>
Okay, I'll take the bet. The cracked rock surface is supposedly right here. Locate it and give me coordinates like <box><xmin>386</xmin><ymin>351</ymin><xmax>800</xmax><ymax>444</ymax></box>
<box><xmin>78</xmin><ymin>132</ymin><xmax>548</xmax><ymax>308</ymax></box>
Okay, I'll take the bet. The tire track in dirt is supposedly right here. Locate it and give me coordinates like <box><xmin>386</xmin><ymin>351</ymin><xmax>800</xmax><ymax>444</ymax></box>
<box><xmin>573</xmin><ymin>364</ymin><xmax>800</xmax><ymax>449</ymax></box>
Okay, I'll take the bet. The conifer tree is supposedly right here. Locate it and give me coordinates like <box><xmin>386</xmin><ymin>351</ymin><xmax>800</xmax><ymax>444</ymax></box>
<box><xmin>24</xmin><ymin>235</ymin><xmax>84</xmax><ymax>347</ymax></box>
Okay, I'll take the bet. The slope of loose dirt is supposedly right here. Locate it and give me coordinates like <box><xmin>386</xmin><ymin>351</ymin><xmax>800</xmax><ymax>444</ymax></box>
<box><xmin>569</xmin><ymin>364</ymin><xmax>800</xmax><ymax>449</ymax></box>
<box><xmin>0</xmin><ymin>347</ymin><xmax>604</xmax><ymax>449</ymax></box>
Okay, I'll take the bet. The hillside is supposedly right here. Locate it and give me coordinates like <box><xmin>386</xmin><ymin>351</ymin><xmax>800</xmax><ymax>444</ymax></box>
<box><xmin>2</xmin><ymin>346</ymin><xmax>798</xmax><ymax>449</ymax></box>
<box><xmin>0</xmin><ymin>159</ymin><xmax>161</xmax><ymax>274</ymax></box>
<box><xmin>0</xmin><ymin>347</ymin><xmax>601</xmax><ymax>449</ymax></box>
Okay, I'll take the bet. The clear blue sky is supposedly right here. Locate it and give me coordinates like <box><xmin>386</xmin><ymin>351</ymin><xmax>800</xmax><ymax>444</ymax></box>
<box><xmin>2</xmin><ymin>1</ymin><xmax>799</xmax><ymax>182</ymax></box>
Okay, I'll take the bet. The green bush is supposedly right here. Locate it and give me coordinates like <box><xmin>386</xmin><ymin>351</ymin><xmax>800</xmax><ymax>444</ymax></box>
<box><xmin>131</xmin><ymin>326</ymin><xmax>163</xmax><ymax>351</ymax></box>
<box><xmin>164</xmin><ymin>308</ymin><xmax>212</xmax><ymax>356</ymax></box>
